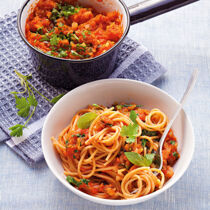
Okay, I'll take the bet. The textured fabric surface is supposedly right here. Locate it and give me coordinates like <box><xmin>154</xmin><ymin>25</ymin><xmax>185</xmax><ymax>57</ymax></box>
<box><xmin>0</xmin><ymin>12</ymin><xmax>166</xmax><ymax>165</ymax></box>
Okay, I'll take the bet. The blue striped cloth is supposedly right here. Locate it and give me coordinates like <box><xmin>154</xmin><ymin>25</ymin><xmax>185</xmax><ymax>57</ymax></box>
<box><xmin>0</xmin><ymin>12</ymin><xmax>166</xmax><ymax>165</ymax></box>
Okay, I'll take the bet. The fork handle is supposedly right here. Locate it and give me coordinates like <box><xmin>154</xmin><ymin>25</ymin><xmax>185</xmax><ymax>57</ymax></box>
<box><xmin>158</xmin><ymin>69</ymin><xmax>199</xmax><ymax>170</ymax></box>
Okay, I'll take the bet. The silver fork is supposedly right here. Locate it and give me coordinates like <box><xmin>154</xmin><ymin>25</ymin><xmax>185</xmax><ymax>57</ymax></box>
<box><xmin>156</xmin><ymin>69</ymin><xmax>199</xmax><ymax>170</ymax></box>
<box><xmin>131</xmin><ymin>69</ymin><xmax>198</xmax><ymax>194</ymax></box>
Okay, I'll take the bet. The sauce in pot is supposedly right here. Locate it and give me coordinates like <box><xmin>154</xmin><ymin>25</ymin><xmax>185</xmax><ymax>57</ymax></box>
<box><xmin>25</xmin><ymin>0</ymin><xmax>123</xmax><ymax>59</ymax></box>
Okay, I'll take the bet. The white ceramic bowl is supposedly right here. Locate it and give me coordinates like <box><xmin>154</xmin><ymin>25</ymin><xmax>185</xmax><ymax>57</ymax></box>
<box><xmin>42</xmin><ymin>79</ymin><xmax>194</xmax><ymax>206</ymax></box>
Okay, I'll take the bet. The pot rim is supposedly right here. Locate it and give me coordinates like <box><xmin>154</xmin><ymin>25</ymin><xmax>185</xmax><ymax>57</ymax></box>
<box><xmin>17</xmin><ymin>0</ymin><xmax>131</xmax><ymax>63</ymax></box>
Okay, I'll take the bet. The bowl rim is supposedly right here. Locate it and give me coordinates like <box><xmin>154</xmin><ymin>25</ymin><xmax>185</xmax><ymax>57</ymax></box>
<box><xmin>41</xmin><ymin>78</ymin><xmax>195</xmax><ymax>206</ymax></box>
<box><xmin>17</xmin><ymin>0</ymin><xmax>131</xmax><ymax>63</ymax></box>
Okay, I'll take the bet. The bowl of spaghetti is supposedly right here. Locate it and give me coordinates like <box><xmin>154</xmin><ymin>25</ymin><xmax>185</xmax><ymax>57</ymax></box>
<box><xmin>42</xmin><ymin>79</ymin><xmax>194</xmax><ymax>205</ymax></box>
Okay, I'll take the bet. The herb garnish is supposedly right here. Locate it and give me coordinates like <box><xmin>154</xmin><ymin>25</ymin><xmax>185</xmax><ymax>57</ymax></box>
<box><xmin>120</xmin><ymin>110</ymin><xmax>139</xmax><ymax>143</ymax></box>
<box><xmin>173</xmin><ymin>152</ymin><xmax>179</xmax><ymax>158</ymax></box>
<box><xmin>66</xmin><ymin>176</ymin><xmax>90</xmax><ymax>187</ymax></box>
<box><xmin>50</xmin><ymin>4</ymin><xmax>81</xmax><ymax>21</ymax></box>
<box><xmin>9</xmin><ymin>70</ymin><xmax>65</xmax><ymax>137</ymax></box>
<box><xmin>81</xmin><ymin>31</ymin><xmax>86</xmax><ymax>39</ymax></box>
<box><xmin>170</xmin><ymin>140</ymin><xmax>176</xmax><ymax>145</ymax></box>
<box><xmin>71</xmin><ymin>50</ymin><xmax>84</xmax><ymax>58</ymax></box>
<box><xmin>50</xmin><ymin>34</ymin><xmax>59</xmax><ymax>46</ymax></box>
<box><xmin>116</xmin><ymin>104</ymin><xmax>142</xmax><ymax>109</ymax></box>
<box><xmin>141</xmin><ymin>139</ymin><xmax>147</xmax><ymax>147</ymax></box>
<box><xmin>125</xmin><ymin>152</ymin><xmax>155</xmax><ymax>167</ymax></box>
<box><xmin>77</xmin><ymin>112</ymin><xmax>98</xmax><ymax>129</ymax></box>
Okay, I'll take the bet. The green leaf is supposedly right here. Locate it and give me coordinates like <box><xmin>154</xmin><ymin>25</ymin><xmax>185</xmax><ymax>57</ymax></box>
<box><xmin>77</xmin><ymin>112</ymin><xmax>98</xmax><ymax>129</ymax></box>
<box><xmin>50</xmin><ymin>34</ymin><xmax>59</xmax><ymax>46</ymax></box>
<box><xmin>141</xmin><ymin>139</ymin><xmax>147</xmax><ymax>147</ymax></box>
<box><xmin>9</xmin><ymin>124</ymin><xmax>24</xmax><ymax>137</ymax></box>
<box><xmin>15</xmin><ymin>95</ymin><xmax>31</xmax><ymax>118</ymax></box>
<box><xmin>59</xmin><ymin>50</ymin><xmax>68</xmax><ymax>57</ymax></box>
<box><xmin>121</xmin><ymin>123</ymin><xmax>138</xmax><ymax>138</ymax></box>
<box><xmin>120</xmin><ymin>110</ymin><xmax>139</xmax><ymax>141</ymax></box>
<box><xmin>40</xmin><ymin>35</ymin><xmax>50</xmax><ymax>42</ymax></box>
<box><xmin>173</xmin><ymin>152</ymin><xmax>179</xmax><ymax>158</ymax></box>
<box><xmin>130</xmin><ymin>110</ymin><xmax>137</xmax><ymax>124</ymax></box>
<box><xmin>27</xmin><ymin>95</ymin><xmax>38</xmax><ymax>107</ymax></box>
<box><xmin>76</xmin><ymin>43</ymin><xmax>86</xmax><ymax>52</ymax></box>
<box><xmin>82</xmin><ymin>31</ymin><xmax>86</xmax><ymax>39</ymax></box>
<box><xmin>71</xmin><ymin>50</ymin><xmax>84</xmax><ymax>58</ymax></box>
<box><xmin>66</xmin><ymin>176</ymin><xmax>81</xmax><ymax>187</ymax></box>
<box><xmin>92</xmin><ymin>104</ymin><xmax>104</xmax><ymax>110</ymax></box>
<box><xmin>71</xmin><ymin>34</ymin><xmax>79</xmax><ymax>41</ymax></box>
<box><xmin>50</xmin><ymin>93</ymin><xmax>65</xmax><ymax>104</ymax></box>
<box><xmin>116</xmin><ymin>105</ymin><xmax>123</xmax><ymax>110</ymax></box>
<box><xmin>122</xmin><ymin>104</ymin><xmax>133</xmax><ymax>107</ymax></box>
<box><xmin>81</xmin><ymin>179</ymin><xmax>90</xmax><ymax>185</ymax></box>
<box><xmin>170</xmin><ymin>140</ymin><xmax>176</xmax><ymax>145</ymax></box>
<box><xmin>141</xmin><ymin>129</ymin><xmax>158</xmax><ymax>136</ymax></box>
<box><xmin>92</xmin><ymin>104</ymin><xmax>100</xmax><ymax>108</ymax></box>
<box><xmin>124</xmin><ymin>152</ymin><xmax>155</xmax><ymax>167</ymax></box>
<box><xmin>125</xmin><ymin>137</ymin><xmax>136</xmax><ymax>143</ymax></box>
<box><xmin>37</xmin><ymin>27</ymin><xmax>43</xmax><ymax>35</ymax></box>
<box><xmin>144</xmin><ymin>154</ymin><xmax>155</xmax><ymax>165</ymax></box>
<box><xmin>66</xmin><ymin>176</ymin><xmax>89</xmax><ymax>187</ymax></box>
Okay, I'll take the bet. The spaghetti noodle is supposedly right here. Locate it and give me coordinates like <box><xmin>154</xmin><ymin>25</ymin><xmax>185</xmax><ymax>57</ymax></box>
<box><xmin>52</xmin><ymin>103</ymin><xmax>179</xmax><ymax>199</ymax></box>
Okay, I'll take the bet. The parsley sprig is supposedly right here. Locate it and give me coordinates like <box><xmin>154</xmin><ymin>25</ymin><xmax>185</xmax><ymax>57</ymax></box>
<box><xmin>120</xmin><ymin>110</ymin><xmax>139</xmax><ymax>143</ymax></box>
<box><xmin>9</xmin><ymin>70</ymin><xmax>65</xmax><ymax>137</ymax></box>
<box><xmin>66</xmin><ymin>176</ymin><xmax>90</xmax><ymax>187</ymax></box>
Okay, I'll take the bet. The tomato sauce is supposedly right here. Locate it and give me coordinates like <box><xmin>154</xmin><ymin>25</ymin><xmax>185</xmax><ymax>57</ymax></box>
<box><xmin>25</xmin><ymin>0</ymin><xmax>123</xmax><ymax>59</ymax></box>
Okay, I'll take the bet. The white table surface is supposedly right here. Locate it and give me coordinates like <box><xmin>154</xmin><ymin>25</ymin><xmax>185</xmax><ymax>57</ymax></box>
<box><xmin>0</xmin><ymin>0</ymin><xmax>210</xmax><ymax>210</ymax></box>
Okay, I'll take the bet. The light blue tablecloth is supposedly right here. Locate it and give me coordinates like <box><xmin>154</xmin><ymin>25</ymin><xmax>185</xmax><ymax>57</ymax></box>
<box><xmin>0</xmin><ymin>0</ymin><xmax>209</xmax><ymax>209</ymax></box>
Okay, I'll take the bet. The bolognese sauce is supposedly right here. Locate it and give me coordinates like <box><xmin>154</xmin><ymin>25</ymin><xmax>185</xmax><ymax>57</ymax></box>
<box><xmin>25</xmin><ymin>0</ymin><xmax>123</xmax><ymax>59</ymax></box>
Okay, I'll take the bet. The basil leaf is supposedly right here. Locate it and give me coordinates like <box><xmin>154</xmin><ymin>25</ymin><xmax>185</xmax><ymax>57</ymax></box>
<box><xmin>144</xmin><ymin>154</ymin><xmax>155</xmax><ymax>165</ymax></box>
<box><xmin>124</xmin><ymin>152</ymin><xmax>155</xmax><ymax>167</ymax></box>
<box><xmin>77</xmin><ymin>112</ymin><xmax>98</xmax><ymax>129</ymax></box>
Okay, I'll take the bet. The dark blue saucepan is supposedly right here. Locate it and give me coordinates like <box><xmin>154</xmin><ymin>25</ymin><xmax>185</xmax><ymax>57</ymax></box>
<box><xmin>17</xmin><ymin>0</ymin><xmax>198</xmax><ymax>89</ymax></box>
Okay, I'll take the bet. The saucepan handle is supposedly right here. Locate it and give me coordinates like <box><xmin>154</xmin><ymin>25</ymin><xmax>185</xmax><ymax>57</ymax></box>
<box><xmin>129</xmin><ymin>0</ymin><xmax>199</xmax><ymax>25</ymax></box>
